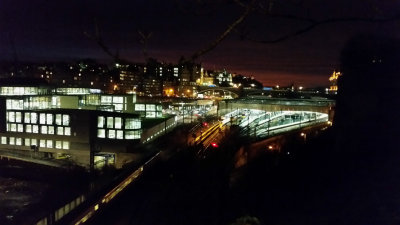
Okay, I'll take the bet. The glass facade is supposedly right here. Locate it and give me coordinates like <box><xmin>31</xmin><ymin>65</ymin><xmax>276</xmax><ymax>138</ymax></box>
<box><xmin>0</xmin><ymin>136</ymin><xmax>70</xmax><ymax>150</ymax></box>
<box><xmin>97</xmin><ymin>116</ymin><xmax>141</xmax><ymax>140</ymax></box>
<box><xmin>134</xmin><ymin>103</ymin><xmax>163</xmax><ymax>118</ymax></box>
<box><xmin>0</xmin><ymin>87</ymin><xmax>48</xmax><ymax>96</ymax></box>
<box><xmin>6</xmin><ymin>111</ymin><xmax>71</xmax><ymax>137</ymax></box>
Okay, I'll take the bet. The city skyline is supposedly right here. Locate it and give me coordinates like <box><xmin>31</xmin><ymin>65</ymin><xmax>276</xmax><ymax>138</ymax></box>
<box><xmin>1</xmin><ymin>0</ymin><xmax>399</xmax><ymax>87</ymax></box>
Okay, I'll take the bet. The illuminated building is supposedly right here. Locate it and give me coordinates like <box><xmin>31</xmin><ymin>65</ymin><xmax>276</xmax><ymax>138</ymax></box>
<box><xmin>0</xmin><ymin>78</ymin><xmax>176</xmax><ymax>169</ymax></box>
<box><xmin>216</xmin><ymin>70</ymin><xmax>233</xmax><ymax>87</ymax></box>
<box><xmin>199</xmin><ymin>70</ymin><xmax>215</xmax><ymax>86</ymax></box>
<box><xmin>133</xmin><ymin>103</ymin><xmax>163</xmax><ymax>118</ymax></box>
<box><xmin>328</xmin><ymin>71</ymin><xmax>341</xmax><ymax>94</ymax></box>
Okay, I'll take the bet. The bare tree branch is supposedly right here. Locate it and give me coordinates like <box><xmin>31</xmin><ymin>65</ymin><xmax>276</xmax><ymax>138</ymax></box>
<box><xmin>242</xmin><ymin>14</ymin><xmax>400</xmax><ymax>44</ymax></box>
<box><xmin>138</xmin><ymin>30</ymin><xmax>153</xmax><ymax>60</ymax></box>
<box><xmin>84</xmin><ymin>19</ymin><xmax>121</xmax><ymax>63</ymax></box>
<box><xmin>189</xmin><ymin>0</ymin><xmax>256</xmax><ymax>62</ymax></box>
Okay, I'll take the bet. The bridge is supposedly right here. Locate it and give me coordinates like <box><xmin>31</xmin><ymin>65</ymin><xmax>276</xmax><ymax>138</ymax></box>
<box><xmin>197</xmin><ymin>86</ymin><xmax>330</xmax><ymax>99</ymax></box>
<box><xmin>196</xmin><ymin>86</ymin><xmax>240</xmax><ymax>99</ymax></box>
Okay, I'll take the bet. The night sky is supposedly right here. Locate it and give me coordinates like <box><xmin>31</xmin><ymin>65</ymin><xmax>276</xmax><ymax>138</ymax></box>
<box><xmin>1</xmin><ymin>0</ymin><xmax>399</xmax><ymax>87</ymax></box>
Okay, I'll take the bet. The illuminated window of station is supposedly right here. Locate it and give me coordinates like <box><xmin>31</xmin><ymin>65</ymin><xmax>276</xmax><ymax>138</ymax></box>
<box><xmin>0</xmin><ymin>86</ymin><xmax>49</xmax><ymax>96</ymax></box>
<box><xmin>5</xmin><ymin>111</ymin><xmax>71</xmax><ymax>136</ymax></box>
<box><xmin>100</xmin><ymin>95</ymin><xmax>127</xmax><ymax>111</ymax></box>
<box><xmin>40</xmin><ymin>139</ymin><xmax>46</xmax><ymax>148</ymax></box>
<box><xmin>55</xmin><ymin>87</ymin><xmax>92</xmax><ymax>95</ymax></box>
<box><xmin>33</xmin><ymin>125</ymin><xmax>39</xmax><ymax>133</ymax></box>
<box><xmin>1</xmin><ymin>137</ymin><xmax>7</xmax><ymax>145</ymax></box>
<box><xmin>97</xmin><ymin>116</ymin><xmax>141</xmax><ymax>139</ymax></box>
<box><xmin>135</xmin><ymin>104</ymin><xmax>145</xmax><ymax>111</ymax></box>
<box><xmin>56</xmin><ymin>141</ymin><xmax>62</xmax><ymax>149</ymax></box>
<box><xmin>46</xmin><ymin>140</ymin><xmax>53</xmax><ymax>148</ymax></box>
<box><xmin>63</xmin><ymin>141</ymin><xmax>69</xmax><ymax>149</ymax></box>
<box><xmin>134</xmin><ymin>104</ymin><xmax>163</xmax><ymax>118</ymax></box>
<box><xmin>16</xmin><ymin>138</ymin><xmax>22</xmax><ymax>146</ymax></box>
<box><xmin>64</xmin><ymin>127</ymin><xmax>71</xmax><ymax>136</ymax></box>
<box><xmin>125</xmin><ymin>130</ymin><xmax>141</xmax><ymax>139</ymax></box>
<box><xmin>25</xmin><ymin>138</ymin><xmax>30</xmax><ymax>146</ymax></box>
<box><xmin>97</xmin><ymin>129</ymin><xmax>106</xmax><ymax>138</ymax></box>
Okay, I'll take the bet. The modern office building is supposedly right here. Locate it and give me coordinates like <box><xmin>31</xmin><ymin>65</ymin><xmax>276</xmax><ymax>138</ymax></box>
<box><xmin>0</xmin><ymin>78</ymin><xmax>176</xmax><ymax>169</ymax></box>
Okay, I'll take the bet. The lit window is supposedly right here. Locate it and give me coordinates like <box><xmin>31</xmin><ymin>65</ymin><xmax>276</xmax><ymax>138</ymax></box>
<box><xmin>55</xmin><ymin>114</ymin><xmax>62</xmax><ymax>125</ymax></box>
<box><xmin>40</xmin><ymin>140</ymin><xmax>46</xmax><ymax>147</ymax></box>
<box><xmin>146</xmin><ymin>112</ymin><xmax>156</xmax><ymax>118</ymax></box>
<box><xmin>46</xmin><ymin>140</ymin><xmax>53</xmax><ymax>148</ymax></box>
<box><xmin>135</xmin><ymin>104</ymin><xmax>145</xmax><ymax>111</ymax></box>
<box><xmin>48</xmin><ymin>126</ymin><xmax>54</xmax><ymax>134</ymax></box>
<box><xmin>101</xmin><ymin>96</ymin><xmax>112</xmax><ymax>104</ymax></box>
<box><xmin>113</xmin><ymin>96</ymin><xmax>123</xmax><ymax>103</ymax></box>
<box><xmin>52</xmin><ymin>96</ymin><xmax>60</xmax><ymax>108</ymax></box>
<box><xmin>9</xmin><ymin>137</ymin><xmax>15</xmax><ymax>145</ymax></box>
<box><xmin>41</xmin><ymin>126</ymin><xmax>48</xmax><ymax>134</ymax></box>
<box><xmin>116</xmin><ymin>130</ymin><xmax>123</xmax><ymax>139</ymax></box>
<box><xmin>8</xmin><ymin>112</ymin><xmax>15</xmax><ymax>122</ymax></box>
<box><xmin>17</xmin><ymin>124</ymin><xmax>23</xmax><ymax>132</ymax></box>
<box><xmin>16</xmin><ymin>138</ymin><xmax>22</xmax><ymax>146</ymax></box>
<box><xmin>46</xmin><ymin>114</ymin><xmax>53</xmax><ymax>125</ymax></box>
<box><xmin>26</xmin><ymin>125</ymin><xmax>32</xmax><ymax>133</ymax></box>
<box><xmin>97</xmin><ymin>129</ymin><xmax>105</xmax><ymax>138</ymax></box>
<box><xmin>115</xmin><ymin>104</ymin><xmax>123</xmax><ymax>111</ymax></box>
<box><xmin>25</xmin><ymin>138</ymin><xmax>30</xmax><ymax>146</ymax></box>
<box><xmin>125</xmin><ymin>118</ymin><xmax>141</xmax><ymax>129</ymax></box>
<box><xmin>10</xmin><ymin>123</ymin><xmax>16</xmax><ymax>132</ymax></box>
<box><xmin>32</xmin><ymin>125</ymin><xmax>39</xmax><ymax>133</ymax></box>
<box><xmin>31</xmin><ymin>113</ymin><xmax>38</xmax><ymax>124</ymax></box>
<box><xmin>146</xmin><ymin>104</ymin><xmax>156</xmax><ymax>111</ymax></box>
<box><xmin>107</xmin><ymin>117</ymin><xmax>113</xmax><ymax>128</ymax></box>
<box><xmin>156</xmin><ymin>105</ymin><xmax>162</xmax><ymax>111</ymax></box>
<box><xmin>115</xmin><ymin>117</ymin><xmax>122</xmax><ymax>129</ymax></box>
<box><xmin>64</xmin><ymin>127</ymin><xmax>71</xmax><ymax>136</ymax></box>
<box><xmin>57</xmin><ymin>127</ymin><xmax>64</xmax><ymax>135</ymax></box>
<box><xmin>39</xmin><ymin>113</ymin><xmax>46</xmax><ymax>124</ymax></box>
<box><xmin>1</xmin><ymin>137</ymin><xmax>7</xmax><ymax>144</ymax></box>
<box><xmin>98</xmin><ymin>116</ymin><xmax>104</xmax><ymax>128</ymax></box>
<box><xmin>55</xmin><ymin>141</ymin><xmax>62</xmax><ymax>149</ymax></box>
<box><xmin>15</xmin><ymin>112</ymin><xmax>22</xmax><ymax>123</ymax></box>
<box><xmin>108</xmin><ymin>130</ymin><xmax>116</xmax><ymax>139</ymax></box>
<box><xmin>125</xmin><ymin>130</ymin><xmax>140</xmax><ymax>139</ymax></box>
<box><xmin>63</xmin><ymin>141</ymin><xmax>69</xmax><ymax>150</ymax></box>
<box><xmin>24</xmin><ymin>112</ymin><xmax>31</xmax><ymax>123</ymax></box>
<box><xmin>62</xmin><ymin>115</ymin><xmax>70</xmax><ymax>126</ymax></box>
<box><xmin>31</xmin><ymin>139</ymin><xmax>37</xmax><ymax>146</ymax></box>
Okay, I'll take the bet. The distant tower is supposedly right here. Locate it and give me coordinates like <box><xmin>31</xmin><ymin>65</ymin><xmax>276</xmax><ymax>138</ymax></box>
<box><xmin>329</xmin><ymin>70</ymin><xmax>341</xmax><ymax>94</ymax></box>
